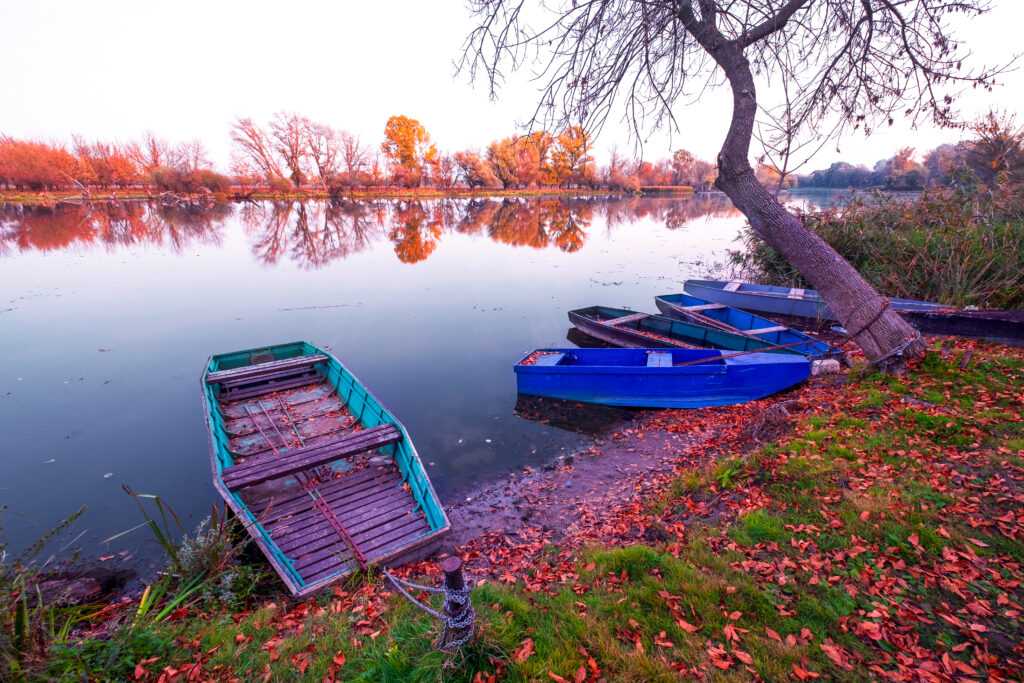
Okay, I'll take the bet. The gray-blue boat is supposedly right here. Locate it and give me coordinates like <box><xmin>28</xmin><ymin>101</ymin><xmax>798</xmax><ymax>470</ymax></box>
<box><xmin>654</xmin><ymin>293</ymin><xmax>837</xmax><ymax>359</ymax></box>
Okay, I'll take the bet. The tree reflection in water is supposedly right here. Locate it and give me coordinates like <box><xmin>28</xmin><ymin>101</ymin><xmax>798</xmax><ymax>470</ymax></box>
<box><xmin>0</xmin><ymin>201</ymin><xmax>230</xmax><ymax>254</ymax></box>
<box><xmin>1</xmin><ymin>194</ymin><xmax>739</xmax><ymax>267</ymax></box>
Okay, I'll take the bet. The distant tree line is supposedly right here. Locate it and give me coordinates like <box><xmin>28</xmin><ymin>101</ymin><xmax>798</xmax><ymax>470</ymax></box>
<box><xmin>797</xmin><ymin>113</ymin><xmax>1024</xmax><ymax>191</ymax></box>
<box><xmin>0</xmin><ymin>114</ymin><xmax>717</xmax><ymax>195</ymax></box>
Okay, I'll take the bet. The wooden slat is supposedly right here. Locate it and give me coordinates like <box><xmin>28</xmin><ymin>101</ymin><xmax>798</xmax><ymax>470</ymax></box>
<box><xmin>293</xmin><ymin>517</ymin><xmax>428</xmax><ymax>576</ymax></box>
<box><xmin>250</xmin><ymin>466</ymin><xmax>385</xmax><ymax>517</ymax></box>
<box><xmin>221</xmin><ymin>367</ymin><xmax>318</xmax><ymax>392</ymax></box>
<box><xmin>207</xmin><ymin>354</ymin><xmax>328</xmax><ymax>384</ymax></box>
<box><xmin>228</xmin><ymin>429</ymin><xmax>383</xmax><ymax>480</ymax></box>
<box><xmin>221</xmin><ymin>384</ymin><xmax>336</xmax><ymax>419</ymax></box>
<box><xmin>604</xmin><ymin>312</ymin><xmax>648</xmax><ymax>326</ymax></box>
<box><xmin>278</xmin><ymin>503</ymin><xmax>419</xmax><ymax>554</ymax></box>
<box><xmin>746</xmin><ymin>325</ymin><xmax>788</xmax><ymax>334</ymax></box>
<box><xmin>266</xmin><ymin>476</ymin><xmax>404</xmax><ymax>534</ymax></box>
<box><xmin>231</xmin><ymin>418</ymin><xmax>354</xmax><ymax>460</ymax></box>
<box><xmin>222</xmin><ymin>376</ymin><xmax>324</xmax><ymax>403</ymax></box>
<box><xmin>299</xmin><ymin>522</ymin><xmax>431</xmax><ymax>583</ymax></box>
<box><xmin>273</xmin><ymin>497</ymin><xmax>413</xmax><ymax>552</ymax></box>
<box><xmin>226</xmin><ymin>396</ymin><xmax>345</xmax><ymax>437</ymax></box>
<box><xmin>254</xmin><ymin>468</ymin><xmax>394</xmax><ymax>520</ymax></box>
<box><xmin>301</xmin><ymin>529</ymin><xmax>427</xmax><ymax>584</ymax></box>
<box><xmin>723</xmin><ymin>281</ymin><xmax>742</xmax><ymax>292</ymax></box>
<box><xmin>223</xmin><ymin>425</ymin><xmax>400</xmax><ymax>490</ymax></box>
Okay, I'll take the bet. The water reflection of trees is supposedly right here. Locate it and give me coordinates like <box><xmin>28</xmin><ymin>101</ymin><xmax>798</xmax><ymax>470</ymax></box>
<box><xmin>241</xmin><ymin>200</ymin><xmax>387</xmax><ymax>267</ymax></box>
<box><xmin>1</xmin><ymin>194</ymin><xmax>744</xmax><ymax>267</ymax></box>
<box><xmin>0</xmin><ymin>201</ymin><xmax>229</xmax><ymax>254</ymax></box>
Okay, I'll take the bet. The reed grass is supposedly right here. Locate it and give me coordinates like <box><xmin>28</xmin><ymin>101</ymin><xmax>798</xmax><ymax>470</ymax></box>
<box><xmin>731</xmin><ymin>184</ymin><xmax>1024</xmax><ymax>308</ymax></box>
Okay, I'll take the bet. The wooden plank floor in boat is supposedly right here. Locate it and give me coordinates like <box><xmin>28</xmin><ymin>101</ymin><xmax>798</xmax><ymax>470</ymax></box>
<box><xmin>219</xmin><ymin>379</ymin><xmax>431</xmax><ymax>584</ymax></box>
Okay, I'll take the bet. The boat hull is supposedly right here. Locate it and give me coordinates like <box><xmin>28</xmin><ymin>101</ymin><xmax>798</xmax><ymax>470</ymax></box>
<box><xmin>685</xmin><ymin>279</ymin><xmax>944</xmax><ymax>320</ymax></box>
<box><xmin>515</xmin><ymin>348</ymin><xmax>809</xmax><ymax>408</ymax></box>
<box><xmin>685</xmin><ymin>280</ymin><xmax>1024</xmax><ymax>342</ymax></box>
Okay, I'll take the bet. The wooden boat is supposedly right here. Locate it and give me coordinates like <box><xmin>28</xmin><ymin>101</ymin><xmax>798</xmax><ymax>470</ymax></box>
<box><xmin>569</xmin><ymin>306</ymin><xmax>794</xmax><ymax>354</ymax></box>
<box><xmin>201</xmin><ymin>341</ymin><xmax>449</xmax><ymax>597</ymax></box>
<box><xmin>654</xmin><ymin>293</ymin><xmax>836</xmax><ymax>359</ymax></box>
<box><xmin>514</xmin><ymin>348</ymin><xmax>810</xmax><ymax>408</ymax></box>
<box><xmin>685</xmin><ymin>279</ymin><xmax>1024</xmax><ymax>342</ymax></box>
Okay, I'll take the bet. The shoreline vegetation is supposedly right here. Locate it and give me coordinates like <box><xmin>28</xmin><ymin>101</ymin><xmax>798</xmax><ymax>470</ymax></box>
<box><xmin>4</xmin><ymin>339</ymin><xmax>1022</xmax><ymax>680</ymax></box>
<box><xmin>731</xmin><ymin>182</ymin><xmax>1024</xmax><ymax>309</ymax></box>
<box><xmin>3</xmin><ymin>110</ymin><xmax>1018</xmax><ymax>209</ymax></box>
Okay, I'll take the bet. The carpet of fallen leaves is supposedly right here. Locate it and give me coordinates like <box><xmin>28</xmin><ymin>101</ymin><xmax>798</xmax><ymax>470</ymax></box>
<box><xmin>51</xmin><ymin>340</ymin><xmax>1023</xmax><ymax>682</ymax></box>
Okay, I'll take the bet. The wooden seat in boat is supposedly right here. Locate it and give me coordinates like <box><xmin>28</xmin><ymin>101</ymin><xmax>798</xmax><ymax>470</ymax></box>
<box><xmin>223</xmin><ymin>424</ymin><xmax>401</xmax><ymax>490</ymax></box>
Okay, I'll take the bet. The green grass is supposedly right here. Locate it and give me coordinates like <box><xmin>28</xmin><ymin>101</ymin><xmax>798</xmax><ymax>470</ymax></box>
<box><xmin>39</xmin><ymin>346</ymin><xmax>1024</xmax><ymax>680</ymax></box>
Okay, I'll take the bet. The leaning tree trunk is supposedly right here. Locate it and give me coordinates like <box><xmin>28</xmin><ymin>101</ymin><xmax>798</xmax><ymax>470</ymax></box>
<box><xmin>712</xmin><ymin>46</ymin><xmax>924</xmax><ymax>366</ymax></box>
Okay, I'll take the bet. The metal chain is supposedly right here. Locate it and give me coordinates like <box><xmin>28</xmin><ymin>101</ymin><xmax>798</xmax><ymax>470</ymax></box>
<box><xmin>382</xmin><ymin>568</ymin><xmax>476</xmax><ymax>651</ymax></box>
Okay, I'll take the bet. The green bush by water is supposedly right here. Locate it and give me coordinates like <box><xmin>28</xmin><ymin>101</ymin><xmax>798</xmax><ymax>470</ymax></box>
<box><xmin>731</xmin><ymin>183</ymin><xmax>1024</xmax><ymax>308</ymax></box>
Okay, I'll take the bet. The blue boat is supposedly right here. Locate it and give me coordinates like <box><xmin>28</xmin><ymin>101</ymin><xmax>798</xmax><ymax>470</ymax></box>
<box><xmin>202</xmin><ymin>341</ymin><xmax>449</xmax><ymax>597</ymax></box>
<box><xmin>514</xmin><ymin>348</ymin><xmax>810</xmax><ymax>409</ymax></box>
<box><xmin>684</xmin><ymin>279</ymin><xmax>948</xmax><ymax>321</ymax></box>
<box><xmin>654</xmin><ymin>293</ymin><xmax>836</xmax><ymax>359</ymax></box>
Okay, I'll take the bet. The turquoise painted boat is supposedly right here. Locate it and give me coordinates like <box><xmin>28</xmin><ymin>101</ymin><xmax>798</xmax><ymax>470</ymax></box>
<box><xmin>201</xmin><ymin>341</ymin><xmax>449</xmax><ymax>597</ymax></box>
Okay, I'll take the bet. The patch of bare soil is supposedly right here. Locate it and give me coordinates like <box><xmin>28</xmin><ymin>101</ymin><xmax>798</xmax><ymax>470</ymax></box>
<box><xmin>446</xmin><ymin>422</ymin><xmax>704</xmax><ymax>549</ymax></box>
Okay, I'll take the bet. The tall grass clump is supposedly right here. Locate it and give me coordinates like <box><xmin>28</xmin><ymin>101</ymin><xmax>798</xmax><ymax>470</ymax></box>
<box><xmin>731</xmin><ymin>182</ymin><xmax>1024</xmax><ymax>308</ymax></box>
<box><xmin>1</xmin><ymin>506</ymin><xmax>94</xmax><ymax>678</ymax></box>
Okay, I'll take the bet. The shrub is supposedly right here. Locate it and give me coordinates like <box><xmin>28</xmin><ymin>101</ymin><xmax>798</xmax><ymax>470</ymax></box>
<box><xmin>731</xmin><ymin>183</ymin><xmax>1024</xmax><ymax>308</ymax></box>
<box><xmin>150</xmin><ymin>167</ymin><xmax>232</xmax><ymax>193</ymax></box>
<box><xmin>266</xmin><ymin>176</ymin><xmax>294</xmax><ymax>193</ymax></box>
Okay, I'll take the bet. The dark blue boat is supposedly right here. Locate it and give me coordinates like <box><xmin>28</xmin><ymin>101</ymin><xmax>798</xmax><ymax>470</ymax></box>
<box><xmin>569</xmin><ymin>305</ymin><xmax>794</xmax><ymax>354</ymax></box>
<box><xmin>514</xmin><ymin>348</ymin><xmax>810</xmax><ymax>409</ymax></box>
<box><xmin>684</xmin><ymin>279</ymin><xmax>947</xmax><ymax>320</ymax></box>
<box><xmin>654</xmin><ymin>293</ymin><xmax>836</xmax><ymax>359</ymax></box>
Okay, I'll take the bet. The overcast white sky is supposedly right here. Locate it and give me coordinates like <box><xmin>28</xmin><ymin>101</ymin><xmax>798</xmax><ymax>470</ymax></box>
<box><xmin>1</xmin><ymin>1</ymin><xmax>1021</xmax><ymax>171</ymax></box>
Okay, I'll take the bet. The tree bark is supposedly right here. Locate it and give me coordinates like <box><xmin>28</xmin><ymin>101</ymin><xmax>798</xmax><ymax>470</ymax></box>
<box><xmin>711</xmin><ymin>43</ymin><xmax>924</xmax><ymax>366</ymax></box>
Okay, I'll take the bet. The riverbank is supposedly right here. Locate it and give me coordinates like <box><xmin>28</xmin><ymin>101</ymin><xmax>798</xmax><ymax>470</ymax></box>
<box><xmin>10</xmin><ymin>338</ymin><xmax>1021</xmax><ymax>680</ymax></box>
<box><xmin>0</xmin><ymin>185</ymin><xmax>695</xmax><ymax>207</ymax></box>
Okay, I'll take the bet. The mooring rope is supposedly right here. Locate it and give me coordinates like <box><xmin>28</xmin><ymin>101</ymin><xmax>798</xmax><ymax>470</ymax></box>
<box><xmin>844</xmin><ymin>297</ymin><xmax>892</xmax><ymax>341</ymax></box>
<box><xmin>868</xmin><ymin>331</ymin><xmax>923</xmax><ymax>368</ymax></box>
<box><xmin>382</xmin><ymin>567</ymin><xmax>476</xmax><ymax>651</ymax></box>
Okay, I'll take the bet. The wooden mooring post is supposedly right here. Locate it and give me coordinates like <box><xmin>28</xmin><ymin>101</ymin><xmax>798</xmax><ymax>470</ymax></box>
<box><xmin>437</xmin><ymin>556</ymin><xmax>475</xmax><ymax>652</ymax></box>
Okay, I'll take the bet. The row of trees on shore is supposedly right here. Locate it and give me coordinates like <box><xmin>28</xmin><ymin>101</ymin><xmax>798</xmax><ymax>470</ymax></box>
<box><xmin>3</xmin><ymin>111</ymin><xmax>1018</xmax><ymax>195</ymax></box>
<box><xmin>0</xmin><ymin>114</ymin><xmax>717</xmax><ymax>194</ymax></box>
<box><xmin>798</xmin><ymin>113</ymin><xmax>1024</xmax><ymax>191</ymax></box>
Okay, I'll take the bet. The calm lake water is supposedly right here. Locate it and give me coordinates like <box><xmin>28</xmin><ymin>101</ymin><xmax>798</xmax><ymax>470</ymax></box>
<box><xmin>0</xmin><ymin>191</ymin><xmax>847</xmax><ymax>569</ymax></box>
